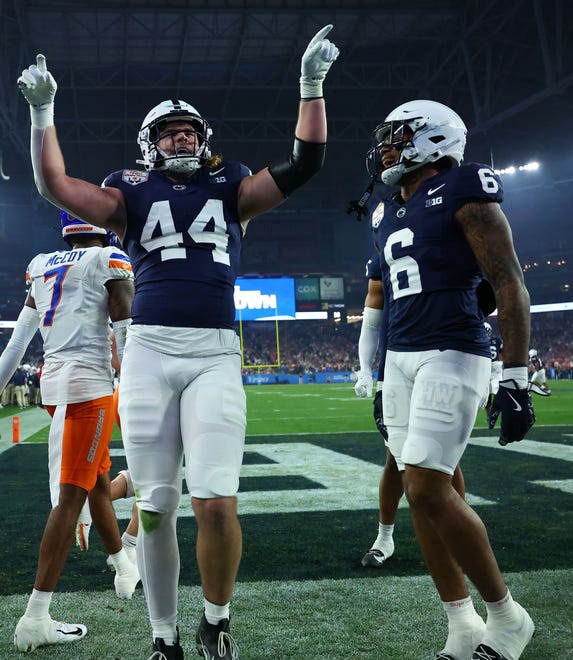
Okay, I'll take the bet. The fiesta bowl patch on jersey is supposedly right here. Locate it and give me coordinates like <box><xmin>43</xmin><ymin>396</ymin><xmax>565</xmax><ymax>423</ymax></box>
<box><xmin>122</xmin><ymin>170</ymin><xmax>149</xmax><ymax>186</ymax></box>
<box><xmin>371</xmin><ymin>202</ymin><xmax>384</xmax><ymax>228</ymax></box>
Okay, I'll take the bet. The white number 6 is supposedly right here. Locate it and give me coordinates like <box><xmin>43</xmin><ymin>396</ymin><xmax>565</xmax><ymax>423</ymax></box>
<box><xmin>384</xmin><ymin>228</ymin><xmax>422</xmax><ymax>300</ymax></box>
<box><xmin>478</xmin><ymin>168</ymin><xmax>499</xmax><ymax>194</ymax></box>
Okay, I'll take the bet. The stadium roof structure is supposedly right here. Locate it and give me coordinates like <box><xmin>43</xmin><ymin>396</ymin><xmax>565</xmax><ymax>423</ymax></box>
<box><xmin>0</xmin><ymin>0</ymin><xmax>572</xmax><ymax>277</ymax></box>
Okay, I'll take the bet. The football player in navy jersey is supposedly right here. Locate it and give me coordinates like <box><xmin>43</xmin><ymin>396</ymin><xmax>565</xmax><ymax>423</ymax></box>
<box><xmin>354</xmin><ymin>254</ymin><xmax>403</xmax><ymax>566</ymax></box>
<box><xmin>362</xmin><ymin>100</ymin><xmax>535</xmax><ymax>660</ymax></box>
<box><xmin>528</xmin><ymin>349</ymin><xmax>551</xmax><ymax>394</ymax></box>
<box><xmin>484</xmin><ymin>321</ymin><xmax>504</xmax><ymax>413</ymax></box>
<box><xmin>355</xmin><ymin>253</ymin><xmax>465</xmax><ymax>569</ymax></box>
<box><xmin>18</xmin><ymin>25</ymin><xmax>339</xmax><ymax>660</ymax></box>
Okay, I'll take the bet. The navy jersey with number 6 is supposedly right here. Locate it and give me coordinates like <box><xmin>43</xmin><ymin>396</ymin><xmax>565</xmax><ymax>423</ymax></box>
<box><xmin>371</xmin><ymin>162</ymin><xmax>503</xmax><ymax>358</ymax></box>
<box><xmin>489</xmin><ymin>334</ymin><xmax>503</xmax><ymax>362</ymax></box>
<box><xmin>104</xmin><ymin>162</ymin><xmax>251</xmax><ymax>329</ymax></box>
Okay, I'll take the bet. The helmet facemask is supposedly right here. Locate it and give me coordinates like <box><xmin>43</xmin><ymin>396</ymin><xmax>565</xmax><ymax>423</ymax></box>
<box><xmin>366</xmin><ymin>121</ymin><xmax>416</xmax><ymax>184</ymax></box>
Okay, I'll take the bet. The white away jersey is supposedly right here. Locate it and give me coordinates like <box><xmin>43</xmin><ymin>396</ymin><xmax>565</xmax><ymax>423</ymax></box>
<box><xmin>26</xmin><ymin>246</ymin><xmax>133</xmax><ymax>404</ymax></box>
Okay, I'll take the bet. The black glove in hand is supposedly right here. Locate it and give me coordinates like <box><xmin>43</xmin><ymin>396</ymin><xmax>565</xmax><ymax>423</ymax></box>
<box><xmin>373</xmin><ymin>390</ymin><xmax>388</xmax><ymax>442</ymax></box>
<box><xmin>487</xmin><ymin>378</ymin><xmax>535</xmax><ymax>446</ymax></box>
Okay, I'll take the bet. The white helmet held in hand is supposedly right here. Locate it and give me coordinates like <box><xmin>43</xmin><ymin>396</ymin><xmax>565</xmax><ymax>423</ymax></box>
<box><xmin>367</xmin><ymin>99</ymin><xmax>467</xmax><ymax>186</ymax></box>
<box><xmin>137</xmin><ymin>99</ymin><xmax>213</xmax><ymax>175</ymax></box>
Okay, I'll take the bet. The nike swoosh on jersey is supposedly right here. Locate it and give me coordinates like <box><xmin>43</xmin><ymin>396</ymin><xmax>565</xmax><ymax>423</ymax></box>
<box><xmin>507</xmin><ymin>392</ymin><xmax>522</xmax><ymax>412</ymax></box>
<box><xmin>427</xmin><ymin>183</ymin><xmax>446</xmax><ymax>195</ymax></box>
<box><xmin>56</xmin><ymin>626</ymin><xmax>84</xmax><ymax>637</ymax></box>
<box><xmin>209</xmin><ymin>167</ymin><xmax>225</xmax><ymax>176</ymax></box>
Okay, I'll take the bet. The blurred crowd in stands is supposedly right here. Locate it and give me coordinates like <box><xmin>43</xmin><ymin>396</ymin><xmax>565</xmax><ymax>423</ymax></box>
<box><xmin>237</xmin><ymin>313</ymin><xmax>573</xmax><ymax>379</ymax></box>
<box><xmin>528</xmin><ymin>311</ymin><xmax>573</xmax><ymax>379</ymax></box>
<box><xmin>237</xmin><ymin>321</ymin><xmax>360</xmax><ymax>375</ymax></box>
<box><xmin>1</xmin><ymin>312</ymin><xmax>573</xmax><ymax>394</ymax></box>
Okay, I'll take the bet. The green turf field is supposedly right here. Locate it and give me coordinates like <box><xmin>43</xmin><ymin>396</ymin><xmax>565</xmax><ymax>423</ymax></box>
<box><xmin>0</xmin><ymin>381</ymin><xmax>572</xmax><ymax>658</ymax></box>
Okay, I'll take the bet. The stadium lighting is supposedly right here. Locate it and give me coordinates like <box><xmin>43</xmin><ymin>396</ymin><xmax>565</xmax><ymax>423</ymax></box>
<box><xmin>519</xmin><ymin>161</ymin><xmax>540</xmax><ymax>171</ymax></box>
<box><xmin>494</xmin><ymin>161</ymin><xmax>540</xmax><ymax>175</ymax></box>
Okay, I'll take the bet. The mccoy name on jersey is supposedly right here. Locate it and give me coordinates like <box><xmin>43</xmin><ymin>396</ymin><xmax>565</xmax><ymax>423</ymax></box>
<box><xmin>370</xmin><ymin>163</ymin><xmax>503</xmax><ymax>357</ymax></box>
<box><xmin>26</xmin><ymin>245</ymin><xmax>133</xmax><ymax>404</ymax></box>
<box><xmin>104</xmin><ymin>162</ymin><xmax>251</xmax><ymax>329</ymax></box>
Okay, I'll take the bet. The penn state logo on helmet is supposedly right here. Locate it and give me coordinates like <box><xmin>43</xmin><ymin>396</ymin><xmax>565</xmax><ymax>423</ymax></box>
<box><xmin>60</xmin><ymin>210</ymin><xmax>118</xmax><ymax>247</ymax></box>
<box><xmin>137</xmin><ymin>99</ymin><xmax>213</xmax><ymax>176</ymax></box>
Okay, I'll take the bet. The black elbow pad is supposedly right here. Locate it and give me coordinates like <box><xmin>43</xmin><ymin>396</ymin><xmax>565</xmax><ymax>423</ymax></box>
<box><xmin>268</xmin><ymin>138</ymin><xmax>326</xmax><ymax>197</ymax></box>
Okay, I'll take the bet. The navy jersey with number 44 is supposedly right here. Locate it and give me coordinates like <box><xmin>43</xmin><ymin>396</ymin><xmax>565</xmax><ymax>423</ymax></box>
<box><xmin>371</xmin><ymin>162</ymin><xmax>503</xmax><ymax>358</ymax></box>
<box><xmin>104</xmin><ymin>162</ymin><xmax>251</xmax><ymax>329</ymax></box>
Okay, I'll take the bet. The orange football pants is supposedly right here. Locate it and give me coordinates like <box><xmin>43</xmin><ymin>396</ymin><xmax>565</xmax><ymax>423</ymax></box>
<box><xmin>46</xmin><ymin>395</ymin><xmax>114</xmax><ymax>492</ymax></box>
<box><xmin>113</xmin><ymin>385</ymin><xmax>121</xmax><ymax>430</ymax></box>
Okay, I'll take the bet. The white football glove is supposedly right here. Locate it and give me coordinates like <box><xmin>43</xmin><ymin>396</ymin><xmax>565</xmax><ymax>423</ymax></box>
<box><xmin>354</xmin><ymin>370</ymin><xmax>373</xmax><ymax>398</ymax></box>
<box><xmin>17</xmin><ymin>54</ymin><xmax>57</xmax><ymax>128</ymax></box>
<box><xmin>300</xmin><ymin>24</ymin><xmax>340</xmax><ymax>99</ymax></box>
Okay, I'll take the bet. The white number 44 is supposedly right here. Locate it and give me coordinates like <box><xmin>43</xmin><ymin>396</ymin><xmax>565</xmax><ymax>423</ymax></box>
<box><xmin>140</xmin><ymin>199</ymin><xmax>230</xmax><ymax>265</ymax></box>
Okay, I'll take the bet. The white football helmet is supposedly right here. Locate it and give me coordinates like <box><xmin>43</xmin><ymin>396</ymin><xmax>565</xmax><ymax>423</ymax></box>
<box><xmin>366</xmin><ymin>100</ymin><xmax>467</xmax><ymax>185</ymax></box>
<box><xmin>137</xmin><ymin>99</ymin><xmax>213</xmax><ymax>175</ymax></box>
<box><xmin>529</xmin><ymin>349</ymin><xmax>538</xmax><ymax>358</ymax></box>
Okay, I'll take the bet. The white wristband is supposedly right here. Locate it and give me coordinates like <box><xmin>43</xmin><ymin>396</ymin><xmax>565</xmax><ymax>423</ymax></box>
<box><xmin>30</xmin><ymin>103</ymin><xmax>54</xmax><ymax>129</ymax></box>
<box><xmin>112</xmin><ymin>318</ymin><xmax>132</xmax><ymax>364</ymax></box>
<box><xmin>300</xmin><ymin>78</ymin><xmax>323</xmax><ymax>99</ymax></box>
<box><xmin>503</xmin><ymin>367</ymin><xmax>528</xmax><ymax>389</ymax></box>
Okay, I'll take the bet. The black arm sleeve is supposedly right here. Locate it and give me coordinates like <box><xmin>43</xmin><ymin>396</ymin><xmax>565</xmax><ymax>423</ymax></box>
<box><xmin>268</xmin><ymin>138</ymin><xmax>326</xmax><ymax>197</ymax></box>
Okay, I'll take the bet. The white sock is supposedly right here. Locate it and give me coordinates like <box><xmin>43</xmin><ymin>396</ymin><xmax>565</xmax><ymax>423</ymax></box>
<box><xmin>373</xmin><ymin>523</ymin><xmax>394</xmax><ymax>550</ymax></box>
<box><xmin>122</xmin><ymin>531</ymin><xmax>137</xmax><ymax>549</ymax></box>
<box><xmin>484</xmin><ymin>589</ymin><xmax>518</xmax><ymax>626</ymax></box>
<box><xmin>151</xmin><ymin>617</ymin><xmax>178</xmax><ymax>646</ymax></box>
<box><xmin>443</xmin><ymin>595</ymin><xmax>479</xmax><ymax>626</ymax></box>
<box><xmin>441</xmin><ymin>596</ymin><xmax>485</xmax><ymax>657</ymax></box>
<box><xmin>108</xmin><ymin>548</ymin><xmax>134</xmax><ymax>576</ymax></box>
<box><xmin>204</xmin><ymin>598</ymin><xmax>230</xmax><ymax>625</ymax></box>
<box><xmin>140</xmin><ymin>509</ymin><xmax>179</xmax><ymax>641</ymax></box>
<box><xmin>24</xmin><ymin>589</ymin><xmax>53</xmax><ymax>619</ymax></box>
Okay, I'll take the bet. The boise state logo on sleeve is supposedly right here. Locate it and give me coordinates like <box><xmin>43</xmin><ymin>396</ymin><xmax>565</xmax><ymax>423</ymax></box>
<box><xmin>122</xmin><ymin>170</ymin><xmax>149</xmax><ymax>186</ymax></box>
<box><xmin>371</xmin><ymin>202</ymin><xmax>384</xmax><ymax>229</ymax></box>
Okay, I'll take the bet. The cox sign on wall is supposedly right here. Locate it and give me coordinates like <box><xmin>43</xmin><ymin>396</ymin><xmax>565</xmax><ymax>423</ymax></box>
<box><xmin>295</xmin><ymin>278</ymin><xmax>319</xmax><ymax>301</ymax></box>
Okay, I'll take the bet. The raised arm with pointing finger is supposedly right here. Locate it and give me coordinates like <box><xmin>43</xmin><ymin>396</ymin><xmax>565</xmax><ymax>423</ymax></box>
<box><xmin>18</xmin><ymin>26</ymin><xmax>339</xmax><ymax>659</ymax></box>
<box><xmin>18</xmin><ymin>26</ymin><xmax>339</xmax><ymax>235</ymax></box>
